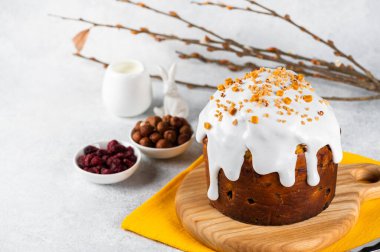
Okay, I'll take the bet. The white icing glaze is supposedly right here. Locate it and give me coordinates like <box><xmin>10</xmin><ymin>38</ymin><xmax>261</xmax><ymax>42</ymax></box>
<box><xmin>196</xmin><ymin>68</ymin><xmax>343</xmax><ymax>200</ymax></box>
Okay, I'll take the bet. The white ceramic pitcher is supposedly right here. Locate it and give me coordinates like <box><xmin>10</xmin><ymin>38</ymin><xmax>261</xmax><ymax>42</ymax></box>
<box><xmin>102</xmin><ymin>60</ymin><xmax>152</xmax><ymax>117</ymax></box>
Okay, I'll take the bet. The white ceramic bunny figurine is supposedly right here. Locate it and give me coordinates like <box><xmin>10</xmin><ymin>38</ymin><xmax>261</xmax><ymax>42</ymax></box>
<box><xmin>154</xmin><ymin>63</ymin><xmax>189</xmax><ymax>118</ymax></box>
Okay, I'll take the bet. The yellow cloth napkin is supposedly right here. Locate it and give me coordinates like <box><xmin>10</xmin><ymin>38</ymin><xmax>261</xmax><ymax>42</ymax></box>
<box><xmin>122</xmin><ymin>152</ymin><xmax>380</xmax><ymax>252</ymax></box>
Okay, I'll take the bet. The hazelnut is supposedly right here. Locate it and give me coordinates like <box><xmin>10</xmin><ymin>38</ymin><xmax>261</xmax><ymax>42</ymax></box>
<box><xmin>179</xmin><ymin>125</ymin><xmax>192</xmax><ymax>135</ymax></box>
<box><xmin>134</xmin><ymin>121</ymin><xmax>143</xmax><ymax>131</ymax></box>
<box><xmin>164</xmin><ymin>130</ymin><xmax>177</xmax><ymax>143</ymax></box>
<box><xmin>140</xmin><ymin>123</ymin><xmax>154</xmax><ymax>137</ymax></box>
<box><xmin>170</xmin><ymin>116</ymin><xmax>183</xmax><ymax>128</ymax></box>
<box><xmin>132</xmin><ymin>131</ymin><xmax>142</xmax><ymax>143</ymax></box>
<box><xmin>149</xmin><ymin>132</ymin><xmax>162</xmax><ymax>143</ymax></box>
<box><xmin>162</xmin><ymin>115</ymin><xmax>172</xmax><ymax>123</ymax></box>
<box><xmin>146</xmin><ymin>116</ymin><xmax>162</xmax><ymax>127</ymax></box>
<box><xmin>180</xmin><ymin>117</ymin><xmax>190</xmax><ymax>126</ymax></box>
<box><xmin>178</xmin><ymin>133</ymin><xmax>191</xmax><ymax>145</ymax></box>
<box><xmin>156</xmin><ymin>139</ymin><xmax>173</xmax><ymax>148</ymax></box>
<box><xmin>139</xmin><ymin>137</ymin><xmax>153</xmax><ymax>147</ymax></box>
<box><xmin>157</xmin><ymin>121</ymin><xmax>170</xmax><ymax>134</ymax></box>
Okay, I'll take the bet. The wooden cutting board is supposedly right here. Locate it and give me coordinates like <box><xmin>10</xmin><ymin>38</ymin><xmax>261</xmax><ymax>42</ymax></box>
<box><xmin>175</xmin><ymin>163</ymin><xmax>380</xmax><ymax>252</ymax></box>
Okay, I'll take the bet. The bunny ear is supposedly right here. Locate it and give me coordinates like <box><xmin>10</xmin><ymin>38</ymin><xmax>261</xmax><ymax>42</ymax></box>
<box><xmin>157</xmin><ymin>66</ymin><xmax>168</xmax><ymax>82</ymax></box>
<box><xmin>168</xmin><ymin>63</ymin><xmax>177</xmax><ymax>82</ymax></box>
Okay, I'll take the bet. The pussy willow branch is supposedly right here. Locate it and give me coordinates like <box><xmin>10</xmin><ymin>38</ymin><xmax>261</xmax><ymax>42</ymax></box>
<box><xmin>73</xmin><ymin>52</ymin><xmax>380</xmax><ymax>101</ymax></box>
<box><xmin>177</xmin><ymin>51</ymin><xmax>258</xmax><ymax>71</ymax></box>
<box><xmin>123</xmin><ymin>1</ymin><xmax>369</xmax><ymax>81</ymax></box>
<box><xmin>50</xmin><ymin>15</ymin><xmax>324</xmax><ymax>79</ymax></box>
<box><xmin>195</xmin><ymin>0</ymin><xmax>379</xmax><ymax>87</ymax></box>
<box><xmin>53</xmin><ymin>13</ymin><xmax>378</xmax><ymax>93</ymax></box>
<box><xmin>245</xmin><ymin>0</ymin><xmax>379</xmax><ymax>85</ymax></box>
<box><xmin>176</xmin><ymin>51</ymin><xmax>369</xmax><ymax>87</ymax></box>
<box><xmin>192</xmin><ymin>2</ymin><xmax>370</xmax><ymax>81</ymax></box>
<box><xmin>118</xmin><ymin>0</ymin><xmax>378</xmax><ymax>92</ymax></box>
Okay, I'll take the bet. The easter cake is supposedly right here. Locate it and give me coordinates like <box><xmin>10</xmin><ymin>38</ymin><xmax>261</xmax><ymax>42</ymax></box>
<box><xmin>196</xmin><ymin>67</ymin><xmax>343</xmax><ymax>225</ymax></box>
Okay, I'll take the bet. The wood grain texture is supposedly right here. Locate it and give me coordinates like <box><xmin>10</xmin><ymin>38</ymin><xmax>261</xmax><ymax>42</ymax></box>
<box><xmin>175</xmin><ymin>163</ymin><xmax>380</xmax><ymax>252</ymax></box>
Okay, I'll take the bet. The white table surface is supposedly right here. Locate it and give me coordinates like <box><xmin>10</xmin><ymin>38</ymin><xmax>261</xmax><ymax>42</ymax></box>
<box><xmin>1</xmin><ymin>0</ymin><xmax>379</xmax><ymax>251</ymax></box>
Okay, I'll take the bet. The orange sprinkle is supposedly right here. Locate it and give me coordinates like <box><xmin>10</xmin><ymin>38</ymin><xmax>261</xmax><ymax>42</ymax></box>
<box><xmin>283</xmin><ymin>97</ymin><xmax>292</xmax><ymax>105</ymax></box>
<box><xmin>232</xmin><ymin>86</ymin><xmax>239</xmax><ymax>92</ymax></box>
<box><xmin>232</xmin><ymin>119</ymin><xmax>238</xmax><ymax>126</ymax></box>
<box><xmin>210</xmin><ymin>95</ymin><xmax>214</xmax><ymax>100</ymax></box>
<box><xmin>301</xmin><ymin>121</ymin><xmax>306</xmax><ymax>125</ymax></box>
<box><xmin>263</xmin><ymin>113</ymin><xmax>269</xmax><ymax>118</ymax></box>
<box><xmin>291</xmin><ymin>81</ymin><xmax>299</xmax><ymax>90</ymax></box>
<box><xmin>204</xmin><ymin>122</ymin><xmax>212</xmax><ymax>130</ymax></box>
<box><xmin>225</xmin><ymin>78</ymin><xmax>233</xmax><ymax>85</ymax></box>
<box><xmin>303</xmin><ymin>95</ymin><xmax>313</xmax><ymax>103</ymax></box>
<box><xmin>297</xmin><ymin>74</ymin><xmax>304</xmax><ymax>81</ymax></box>
<box><xmin>307</xmin><ymin>118</ymin><xmax>312</xmax><ymax>122</ymax></box>
<box><xmin>318</xmin><ymin>111</ymin><xmax>324</xmax><ymax>116</ymax></box>
<box><xmin>250</xmin><ymin>94</ymin><xmax>259</xmax><ymax>102</ymax></box>
<box><xmin>217</xmin><ymin>84</ymin><xmax>225</xmax><ymax>91</ymax></box>
<box><xmin>250</xmin><ymin>116</ymin><xmax>259</xmax><ymax>124</ymax></box>
<box><xmin>276</xmin><ymin>90</ymin><xmax>284</xmax><ymax>97</ymax></box>
<box><xmin>315</xmin><ymin>116</ymin><xmax>319</xmax><ymax>121</ymax></box>
<box><xmin>229</xmin><ymin>107</ymin><xmax>237</xmax><ymax>116</ymax></box>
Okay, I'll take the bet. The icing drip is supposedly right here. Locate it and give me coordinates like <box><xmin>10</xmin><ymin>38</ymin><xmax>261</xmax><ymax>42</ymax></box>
<box><xmin>196</xmin><ymin>67</ymin><xmax>343</xmax><ymax>201</ymax></box>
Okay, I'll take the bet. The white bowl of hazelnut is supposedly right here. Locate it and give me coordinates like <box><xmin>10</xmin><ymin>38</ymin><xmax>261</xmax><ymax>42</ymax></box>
<box><xmin>129</xmin><ymin>115</ymin><xmax>194</xmax><ymax>159</ymax></box>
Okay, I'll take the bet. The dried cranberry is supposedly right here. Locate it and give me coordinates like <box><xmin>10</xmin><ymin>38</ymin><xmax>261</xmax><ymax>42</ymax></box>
<box><xmin>82</xmin><ymin>167</ymin><xmax>90</xmax><ymax>172</ymax></box>
<box><xmin>101</xmin><ymin>155</ymin><xmax>109</xmax><ymax>162</ymax></box>
<box><xmin>110</xmin><ymin>160</ymin><xmax>122</xmax><ymax>170</ymax></box>
<box><xmin>128</xmin><ymin>155</ymin><xmax>137</xmax><ymax>163</ymax></box>
<box><xmin>84</xmin><ymin>154</ymin><xmax>95</xmax><ymax>167</ymax></box>
<box><xmin>124</xmin><ymin>159</ymin><xmax>134</xmax><ymax>168</ymax></box>
<box><xmin>106</xmin><ymin>156</ymin><xmax>117</xmax><ymax>166</ymax></box>
<box><xmin>107</xmin><ymin>140</ymin><xmax>119</xmax><ymax>152</ymax></box>
<box><xmin>109</xmin><ymin>144</ymin><xmax>127</xmax><ymax>154</ymax></box>
<box><xmin>116</xmin><ymin>144</ymin><xmax>127</xmax><ymax>153</ymax></box>
<box><xmin>113</xmin><ymin>153</ymin><xmax>125</xmax><ymax>159</ymax></box>
<box><xmin>84</xmin><ymin>145</ymin><xmax>98</xmax><ymax>155</ymax></box>
<box><xmin>90</xmin><ymin>156</ymin><xmax>102</xmax><ymax>166</ymax></box>
<box><xmin>101</xmin><ymin>168</ymin><xmax>112</xmax><ymax>174</ymax></box>
<box><xmin>96</xmin><ymin>149</ymin><xmax>108</xmax><ymax>156</ymax></box>
<box><xmin>126</xmin><ymin>146</ymin><xmax>134</xmax><ymax>154</ymax></box>
<box><xmin>77</xmin><ymin>156</ymin><xmax>85</xmax><ymax>168</ymax></box>
<box><xmin>110</xmin><ymin>166</ymin><xmax>123</xmax><ymax>173</ymax></box>
<box><xmin>88</xmin><ymin>166</ymin><xmax>100</xmax><ymax>174</ymax></box>
<box><xmin>110</xmin><ymin>157</ymin><xmax>121</xmax><ymax>166</ymax></box>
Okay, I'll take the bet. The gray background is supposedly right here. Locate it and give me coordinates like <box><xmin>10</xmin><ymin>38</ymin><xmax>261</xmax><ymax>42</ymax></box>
<box><xmin>0</xmin><ymin>0</ymin><xmax>379</xmax><ymax>251</ymax></box>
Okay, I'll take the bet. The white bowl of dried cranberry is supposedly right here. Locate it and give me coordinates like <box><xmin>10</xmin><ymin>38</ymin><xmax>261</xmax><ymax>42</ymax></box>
<box><xmin>129</xmin><ymin>115</ymin><xmax>194</xmax><ymax>159</ymax></box>
<box><xmin>74</xmin><ymin>140</ymin><xmax>141</xmax><ymax>184</ymax></box>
